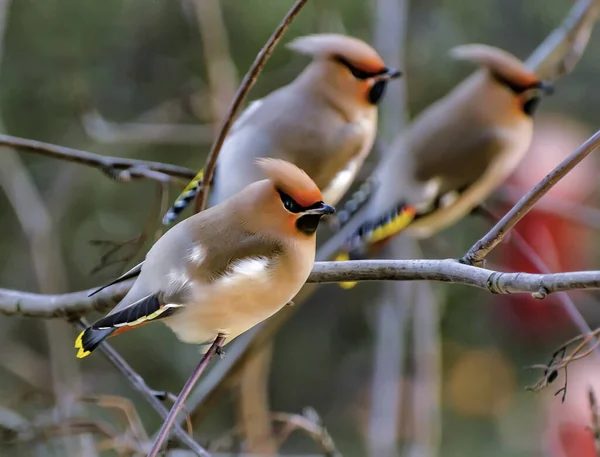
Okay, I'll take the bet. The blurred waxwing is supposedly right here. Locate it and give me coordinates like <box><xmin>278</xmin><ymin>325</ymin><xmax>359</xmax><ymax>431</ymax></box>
<box><xmin>334</xmin><ymin>44</ymin><xmax>553</xmax><ymax>286</ymax></box>
<box><xmin>163</xmin><ymin>33</ymin><xmax>401</xmax><ymax>224</ymax></box>
<box><xmin>76</xmin><ymin>159</ymin><xmax>335</xmax><ymax>358</ymax></box>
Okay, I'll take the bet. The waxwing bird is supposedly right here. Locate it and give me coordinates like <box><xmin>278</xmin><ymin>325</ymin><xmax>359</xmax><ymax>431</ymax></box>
<box><xmin>76</xmin><ymin>159</ymin><xmax>334</xmax><ymax>358</ymax></box>
<box><xmin>163</xmin><ymin>33</ymin><xmax>401</xmax><ymax>224</ymax></box>
<box><xmin>334</xmin><ymin>44</ymin><xmax>553</xmax><ymax>287</ymax></box>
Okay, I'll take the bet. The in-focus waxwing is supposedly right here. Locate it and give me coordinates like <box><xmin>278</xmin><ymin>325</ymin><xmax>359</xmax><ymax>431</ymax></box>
<box><xmin>334</xmin><ymin>44</ymin><xmax>553</xmax><ymax>287</ymax></box>
<box><xmin>76</xmin><ymin>159</ymin><xmax>335</xmax><ymax>358</ymax></box>
<box><xmin>163</xmin><ymin>33</ymin><xmax>402</xmax><ymax>224</ymax></box>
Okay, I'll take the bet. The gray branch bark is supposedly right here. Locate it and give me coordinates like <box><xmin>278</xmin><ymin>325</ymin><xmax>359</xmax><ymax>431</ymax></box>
<box><xmin>2</xmin><ymin>259</ymin><xmax>600</xmax><ymax>318</ymax></box>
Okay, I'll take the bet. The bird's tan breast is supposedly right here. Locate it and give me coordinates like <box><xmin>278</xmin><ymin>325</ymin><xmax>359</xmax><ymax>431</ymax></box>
<box><xmin>165</xmin><ymin>245</ymin><xmax>313</xmax><ymax>345</ymax></box>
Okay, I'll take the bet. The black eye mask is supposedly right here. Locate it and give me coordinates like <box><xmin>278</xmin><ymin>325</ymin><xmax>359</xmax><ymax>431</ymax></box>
<box><xmin>277</xmin><ymin>189</ymin><xmax>325</xmax><ymax>213</ymax></box>
<box><xmin>333</xmin><ymin>56</ymin><xmax>389</xmax><ymax>80</ymax></box>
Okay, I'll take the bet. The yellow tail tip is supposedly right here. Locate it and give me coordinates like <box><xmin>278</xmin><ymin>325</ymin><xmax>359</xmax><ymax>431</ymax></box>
<box><xmin>334</xmin><ymin>252</ymin><xmax>357</xmax><ymax>289</ymax></box>
<box><xmin>335</xmin><ymin>252</ymin><xmax>350</xmax><ymax>262</ymax></box>
<box><xmin>74</xmin><ymin>330</ymin><xmax>91</xmax><ymax>359</ymax></box>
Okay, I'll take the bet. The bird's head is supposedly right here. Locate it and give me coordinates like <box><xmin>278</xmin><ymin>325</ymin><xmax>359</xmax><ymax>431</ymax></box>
<box><xmin>287</xmin><ymin>33</ymin><xmax>402</xmax><ymax>105</ymax></box>
<box><xmin>245</xmin><ymin>158</ymin><xmax>335</xmax><ymax>239</ymax></box>
<box><xmin>450</xmin><ymin>44</ymin><xmax>553</xmax><ymax>116</ymax></box>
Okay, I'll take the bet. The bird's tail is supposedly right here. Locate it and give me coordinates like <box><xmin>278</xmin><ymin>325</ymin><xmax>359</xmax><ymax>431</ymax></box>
<box><xmin>75</xmin><ymin>327</ymin><xmax>115</xmax><ymax>359</ymax></box>
<box><xmin>335</xmin><ymin>204</ymin><xmax>417</xmax><ymax>289</ymax></box>
<box><xmin>162</xmin><ymin>168</ymin><xmax>204</xmax><ymax>225</ymax></box>
<box><xmin>329</xmin><ymin>178</ymin><xmax>376</xmax><ymax>232</ymax></box>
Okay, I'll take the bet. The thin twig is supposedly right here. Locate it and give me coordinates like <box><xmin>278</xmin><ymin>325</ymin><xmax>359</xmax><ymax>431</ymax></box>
<box><xmin>525</xmin><ymin>0</ymin><xmax>600</xmax><ymax>81</ymax></box>
<box><xmin>463</xmin><ymin>130</ymin><xmax>600</xmax><ymax>266</ymax></box>
<box><xmin>476</xmin><ymin>206</ymin><xmax>600</xmax><ymax>362</ymax></box>
<box><xmin>589</xmin><ymin>388</ymin><xmax>600</xmax><ymax>456</ymax></box>
<box><xmin>493</xmin><ymin>185</ymin><xmax>600</xmax><ymax>229</ymax></box>
<box><xmin>147</xmin><ymin>334</ymin><xmax>226</xmax><ymax>457</ymax></box>
<box><xmin>508</xmin><ymin>229</ymin><xmax>600</xmax><ymax>355</ymax></box>
<box><xmin>90</xmin><ymin>181</ymin><xmax>169</xmax><ymax>276</ymax></box>
<box><xmin>75</xmin><ymin>319</ymin><xmax>207</xmax><ymax>456</ymax></box>
<box><xmin>80</xmin><ymin>395</ymin><xmax>149</xmax><ymax>444</ymax></box>
<box><xmin>272</xmin><ymin>408</ymin><xmax>341</xmax><ymax>457</ymax></box>
<box><xmin>527</xmin><ymin>331</ymin><xmax>600</xmax><ymax>397</ymax></box>
<box><xmin>193</xmin><ymin>0</ymin><xmax>310</xmax><ymax>212</ymax></box>
<box><xmin>206</xmin><ymin>408</ymin><xmax>341</xmax><ymax>456</ymax></box>
<box><xmin>0</xmin><ymin>133</ymin><xmax>196</xmax><ymax>181</ymax></box>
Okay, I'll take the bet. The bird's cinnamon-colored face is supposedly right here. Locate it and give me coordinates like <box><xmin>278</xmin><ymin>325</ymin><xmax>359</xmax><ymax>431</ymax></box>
<box><xmin>450</xmin><ymin>43</ymin><xmax>553</xmax><ymax>117</ymax></box>
<box><xmin>287</xmin><ymin>34</ymin><xmax>402</xmax><ymax>105</ymax></box>
<box><xmin>332</xmin><ymin>55</ymin><xmax>403</xmax><ymax>105</ymax></box>
<box><xmin>256</xmin><ymin>159</ymin><xmax>335</xmax><ymax>237</ymax></box>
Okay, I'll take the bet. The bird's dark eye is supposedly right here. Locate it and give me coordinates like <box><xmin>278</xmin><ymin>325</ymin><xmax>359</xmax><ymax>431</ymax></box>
<box><xmin>278</xmin><ymin>190</ymin><xmax>302</xmax><ymax>213</ymax></box>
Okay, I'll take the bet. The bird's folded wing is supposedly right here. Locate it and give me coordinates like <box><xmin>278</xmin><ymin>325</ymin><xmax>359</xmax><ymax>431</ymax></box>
<box><xmin>88</xmin><ymin>261</ymin><xmax>144</xmax><ymax>297</ymax></box>
<box><xmin>91</xmin><ymin>293</ymin><xmax>183</xmax><ymax>330</ymax></box>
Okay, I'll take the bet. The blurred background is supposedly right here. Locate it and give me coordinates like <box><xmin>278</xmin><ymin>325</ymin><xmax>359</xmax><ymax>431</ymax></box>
<box><xmin>1</xmin><ymin>0</ymin><xmax>600</xmax><ymax>456</ymax></box>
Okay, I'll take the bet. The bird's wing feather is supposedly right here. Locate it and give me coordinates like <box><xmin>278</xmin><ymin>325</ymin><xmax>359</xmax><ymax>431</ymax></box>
<box><xmin>341</xmin><ymin>129</ymin><xmax>507</xmax><ymax>256</ymax></box>
<box><xmin>411</xmin><ymin>127</ymin><xmax>505</xmax><ymax>196</ymax></box>
<box><xmin>91</xmin><ymin>293</ymin><xmax>182</xmax><ymax>330</ymax></box>
<box><xmin>88</xmin><ymin>261</ymin><xmax>144</xmax><ymax>297</ymax></box>
<box><xmin>229</xmin><ymin>99</ymin><xmax>264</xmax><ymax>135</ymax></box>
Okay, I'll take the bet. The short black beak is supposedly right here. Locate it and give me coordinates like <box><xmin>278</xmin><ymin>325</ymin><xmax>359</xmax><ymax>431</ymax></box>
<box><xmin>306</xmin><ymin>202</ymin><xmax>335</xmax><ymax>216</ymax></box>
<box><xmin>379</xmin><ymin>67</ymin><xmax>403</xmax><ymax>80</ymax></box>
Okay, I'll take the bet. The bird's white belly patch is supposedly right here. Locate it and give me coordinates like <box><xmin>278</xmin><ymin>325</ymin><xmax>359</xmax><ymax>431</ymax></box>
<box><xmin>165</xmin><ymin>256</ymin><xmax>294</xmax><ymax>345</ymax></box>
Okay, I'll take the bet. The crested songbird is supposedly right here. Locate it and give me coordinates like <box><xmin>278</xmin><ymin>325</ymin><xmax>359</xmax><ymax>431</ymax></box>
<box><xmin>163</xmin><ymin>33</ymin><xmax>402</xmax><ymax>224</ymax></box>
<box><xmin>76</xmin><ymin>159</ymin><xmax>335</xmax><ymax>358</ymax></box>
<box><xmin>334</xmin><ymin>44</ymin><xmax>553</xmax><ymax>286</ymax></box>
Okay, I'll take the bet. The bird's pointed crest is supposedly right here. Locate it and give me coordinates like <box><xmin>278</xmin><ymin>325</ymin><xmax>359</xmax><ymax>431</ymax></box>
<box><xmin>256</xmin><ymin>158</ymin><xmax>323</xmax><ymax>207</ymax></box>
<box><xmin>449</xmin><ymin>44</ymin><xmax>539</xmax><ymax>87</ymax></box>
<box><xmin>287</xmin><ymin>33</ymin><xmax>386</xmax><ymax>74</ymax></box>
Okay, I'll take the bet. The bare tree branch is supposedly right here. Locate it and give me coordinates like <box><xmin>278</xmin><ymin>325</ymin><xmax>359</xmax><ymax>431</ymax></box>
<box><xmin>525</xmin><ymin>0</ymin><xmax>600</xmax><ymax>80</ymax></box>
<box><xmin>4</xmin><ymin>260</ymin><xmax>600</xmax><ymax>318</ymax></box>
<box><xmin>463</xmin><ymin>129</ymin><xmax>600</xmax><ymax>266</ymax></box>
<box><xmin>589</xmin><ymin>388</ymin><xmax>600</xmax><ymax>456</ymax></box>
<box><xmin>0</xmin><ymin>133</ymin><xmax>196</xmax><ymax>182</ymax></box>
<box><xmin>493</xmin><ymin>185</ymin><xmax>600</xmax><ymax>229</ymax></box>
<box><xmin>147</xmin><ymin>335</ymin><xmax>225</xmax><ymax>457</ymax></box>
<box><xmin>192</xmin><ymin>0</ymin><xmax>310</xmax><ymax>212</ymax></box>
<box><xmin>0</xmin><ymin>281</ymin><xmax>132</xmax><ymax>317</ymax></box>
<box><xmin>75</xmin><ymin>319</ymin><xmax>207</xmax><ymax>456</ymax></box>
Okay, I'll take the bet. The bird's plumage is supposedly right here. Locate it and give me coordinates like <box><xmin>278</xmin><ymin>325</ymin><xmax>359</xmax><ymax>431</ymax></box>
<box><xmin>163</xmin><ymin>34</ymin><xmax>400</xmax><ymax>225</ymax></box>
<box><xmin>77</xmin><ymin>160</ymin><xmax>334</xmax><ymax>357</ymax></box>
<box><xmin>336</xmin><ymin>43</ymin><xmax>550</xmax><ymax>265</ymax></box>
<box><xmin>286</xmin><ymin>34</ymin><xmax>387</xmax><ymax>74</ymax></box>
